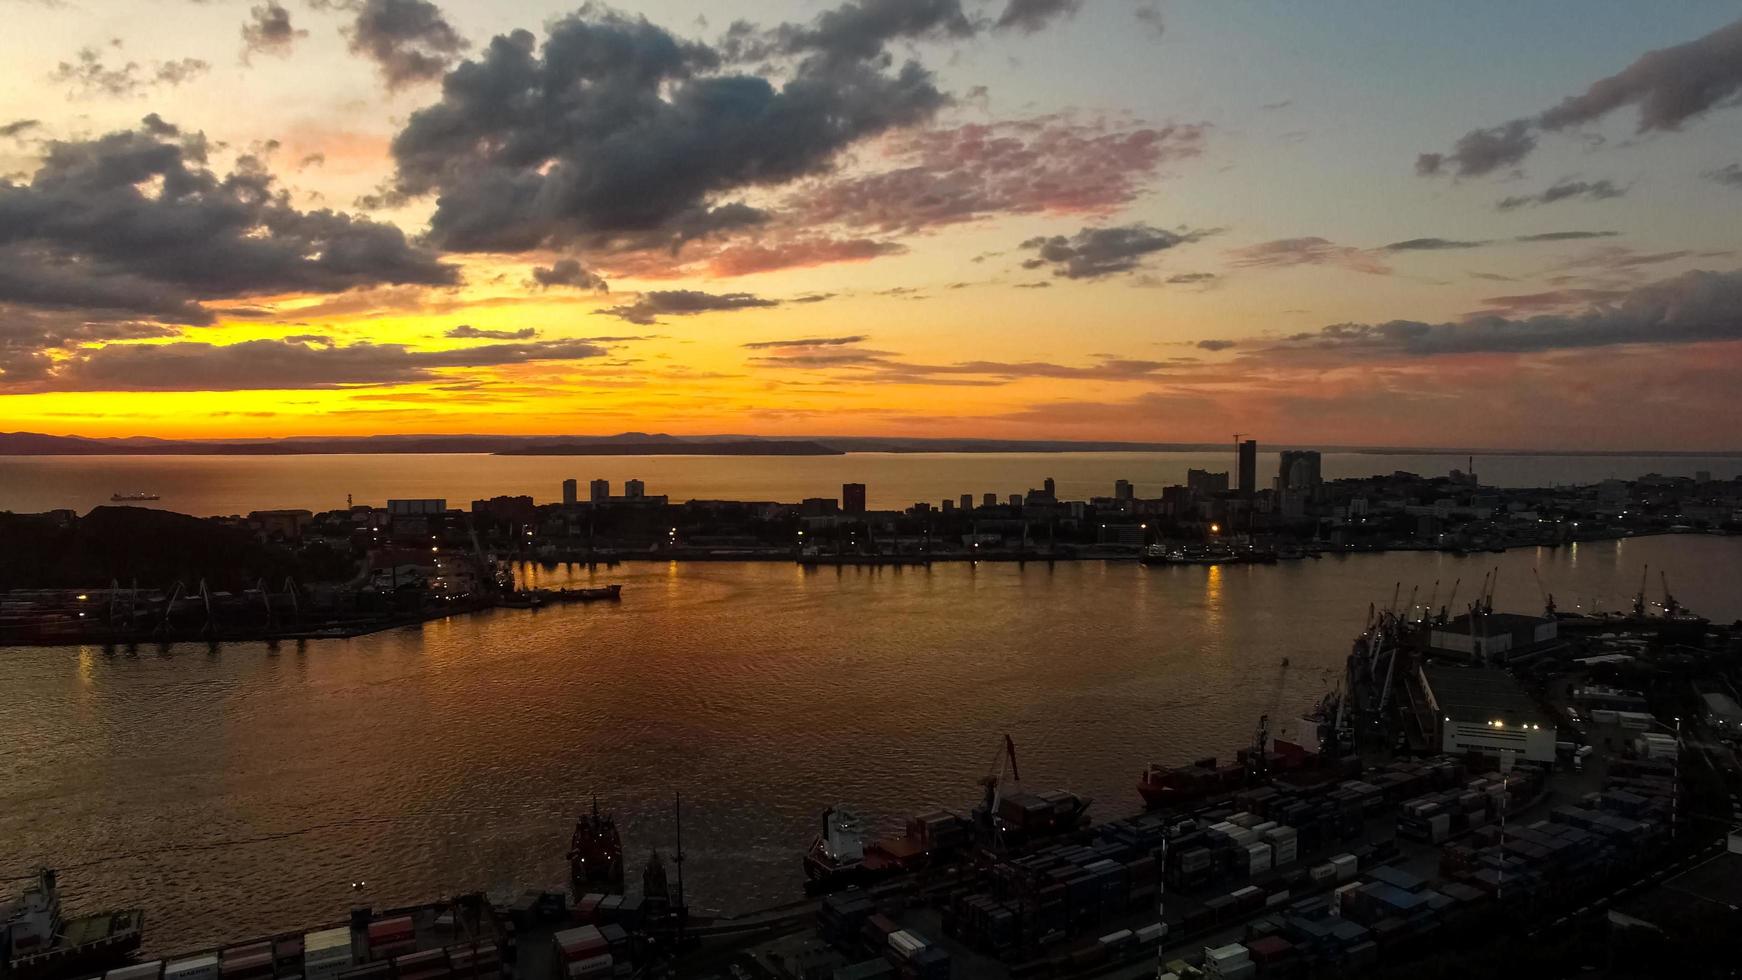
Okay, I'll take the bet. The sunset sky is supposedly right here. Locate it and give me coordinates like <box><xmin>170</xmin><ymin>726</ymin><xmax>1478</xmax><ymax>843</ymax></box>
<box><xmin>2</xmin><ymin>0</ymin><xmax>1741</xmax><ymax>448</ymax></box>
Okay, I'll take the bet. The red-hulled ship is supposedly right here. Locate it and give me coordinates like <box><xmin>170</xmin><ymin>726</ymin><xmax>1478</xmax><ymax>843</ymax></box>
<box><xmin>569</xmin><ymin>799</ymin><xmax>625</xmax><ymax>896</ymax></box>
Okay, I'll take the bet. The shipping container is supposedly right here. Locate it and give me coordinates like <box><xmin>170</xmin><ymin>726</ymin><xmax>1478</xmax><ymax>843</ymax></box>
<box><xmin>109</xmin><ymin>962</ymin><xmax>166</xmax><ymax>980</ymax></box>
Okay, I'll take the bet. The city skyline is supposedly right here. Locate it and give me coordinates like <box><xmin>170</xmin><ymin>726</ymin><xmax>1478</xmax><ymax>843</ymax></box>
<box><xmin>2</xmin><ymin>2</ymin><xmax>1742</xmax><ymax>449</ymax></box>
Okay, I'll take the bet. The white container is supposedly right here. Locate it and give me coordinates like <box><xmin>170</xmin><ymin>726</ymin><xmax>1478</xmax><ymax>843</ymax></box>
<box><xmin>888</xmin><ymin>931</ymin><xmax>927</xmax><ymax>959</ymax></box>
<box><xmin>164</xmin><ymin>955</ymin><xmax>220</xmax><ymax>980</ymax></box>
<box><xmin>1135</xmin><ymin>923</ymin><xmax>1167</xmax><ymax>945</ymax></box>
<box><xmin>108</xmin><ymin>962</ymin><xmax>165</xmax><ymax>980</ymax></box>
<box><xmin>1310</xmin><ymin>863</ymin><xmax>1336</xmax><ymax>882</ymax></box>
<box><xmin>1203</xmin><ymin>943</ymin><xmax>1250</xmax><ymax>966</ymax></box>
<box><xmin>1331</xmin><ymin>854</ymin><xmax>1359</xmax><ymax>881</ymax></box>
<box><xmin>1250</xmin><ymin>821</ymin><xmax>1278</xmax><ymax>835</ymax></box>
<box><xmin>1097</xmin><ymin>929</ymin><xmax>1133</xmax><ymax>946</ymax></box>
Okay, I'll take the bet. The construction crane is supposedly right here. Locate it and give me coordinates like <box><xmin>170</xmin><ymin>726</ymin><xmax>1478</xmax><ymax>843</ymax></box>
<box><xmin>1532</xmin><ymin>567</ymin><xmax>1556</xmax><ymax>618</ymax></box>
<box><xmin>1441</xmin><ymin>577</ymin><xmax>1460</xmax><ymax>625</ymax></box>
<box><xmin>1633</xmin><ymin>564</ymin><xmax>1649</xmax><ymax>618</ymax></box>
<box><xmin>1422</xmin><ymin>580</ymin><xmax>1440</xmax><ymax>625</ymax></box>
<box><xmin>1661</xmin><ymin>570</ymin><xmax>1681</xmax><ymax>617</ymax></box>
<box><xmin>1485</xmin><ymin>567</ymin><xmax>1500</xmax><ymax>615</ymax></box>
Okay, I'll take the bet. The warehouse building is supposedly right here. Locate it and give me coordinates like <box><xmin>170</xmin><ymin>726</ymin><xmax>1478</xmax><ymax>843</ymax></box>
<box><xmin>1420</xmin><ymin>664</ymin><xmax>1557</xmax><ymax>763</ymax></box>
<box><xmin>1427</xmin><ymin>611</ymin><xmax>1558</xmax><ymax>663</ymax></box>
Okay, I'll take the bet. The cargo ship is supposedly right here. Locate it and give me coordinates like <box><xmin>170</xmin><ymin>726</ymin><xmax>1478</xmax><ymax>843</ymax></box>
<box><xmin>804</xmin><ymin>737</ymin><xmax>1090</xmax><ymax>894</ymax></box>
<box><xmin>568</xmin><ymin>800</ymin><xmax>625</xmax><ymax>896</ymax></box>
<box><xmin>2</xmin><ymin>869</ymin><xmax>143</xmax><ymax>980</ymax></box>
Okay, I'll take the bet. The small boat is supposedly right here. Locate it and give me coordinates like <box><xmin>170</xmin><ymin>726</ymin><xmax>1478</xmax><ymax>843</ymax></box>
<box><xmin>3</xmin><ymin>870</ymin><xmax>144</xmax><ymax>980</ymax></box>
<box><xmin>109</xmin><ymin>492</ymin><xmax>159</xmax><ymax>502</ymax></box>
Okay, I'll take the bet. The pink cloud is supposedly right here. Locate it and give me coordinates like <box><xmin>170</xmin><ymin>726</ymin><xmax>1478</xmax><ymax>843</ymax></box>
<box><xmin>786</xmin><ymin>116</ymin><xmax>1208</xmax><ymax>234</ymax></box>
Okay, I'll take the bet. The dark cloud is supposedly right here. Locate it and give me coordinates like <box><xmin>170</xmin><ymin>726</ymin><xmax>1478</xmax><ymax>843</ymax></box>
<box><xmin>599</xmin><ymin>290</ymin><xmax>778</xmax><ymax>324</ymax></box>
<box><xmin>1496</xmin><ymin>178</ymin><xmax>1626</xmax><ymax>211</ymax></box>
<box><xmin>995</xmin><ymin>0</ymin><xmax>1082</xmax><ymax>33</ymax></box>
<box><xmin>774</xmin><ymin>0</ymin><xmax>973</xmax><ymax>61</ymax></box>
<box><xmin>1196</xmin><ymin>339</ymin><xmax>1236</xmax><ymax>351</ymax></box>
<box><xmin>1537</xmin><ymin>18</ymin><xmax>1742</xmax><ymax>133</ymax></box>
<box><xmin>788</xmin><ymin>117</ymin><xmax>1207</xmax><ymax>234</ymax></box>
<box><xmin>529</xmin><ymin>259</ymin><xmax>608</xmax><ymax>291</ymax></box>
<box><xmin>1383</xmin><ymin>238</ymin><xmax>1490</xmax><ymax>251</ymax></box>
<box><xmin>0</xmin><ymin>312</ymin><xmax>178</xmax><ymax>387</ymax></box>
<box><xmin>743</xmin><ymin>335</ymin><xmax>868</xmax><ymax>349</ymax></box>
<box><xmin>1226</xmin><ymin>237</ymin><xmax>1390</xmax><ymax>275</ymax></box>
<box><xmin>1020</xmin><ymin>223</ymin><xmax>1211</xmax><ymax>279</ymax></box>
<box><xmin>1414</xmin><ymin>119</ymin><xmax>1534</xmax><ymax>178</ymax></box>
<box><xmin>10</xmin><ymin>337</ymin><xmax>608</xmax><ymax>392</ymax></box>
<box><xmin>242</xmin><ymin>2</ymin><xmax>307</xmax><ymax>61</ymax></box>
<box><xmin>0</xmin><ymin>119</ymin><xmax>41</xmax><ymax>139</ymax></box>
<box><xmin>446</xmin><ymin>324</ymin><xmax>536</xmax><ymax>340</ymax></box>
<box><xmin>1166</xmin><ymin>272</ymin><xmax>1218</xmax><ymax>284</ymax></box>
<box><xmin>51</xmin><ymin>47</ymin><xmax>210</xmax><ymax>98</ymax></box>
<box><xmin>1258</xmin><ymin>268</ymin><xmax>1742</xmax><ymax>358</ymax></box>
<box><xmin>1704</xmin><ymin>163</ymin><xmax>1742</xmax><ymax>189</ymax></box>
<box><xmin>1513</xmin><ymin>230</ymin><xmax>1621</xmax><ymax>242</ymax></box>
<box><xmin>1420</xmin><ymin>19</ymin><xmax>1742</xmax><ymax>177</ymax></box>
<box><xmin>387</xmin><ymin>8</ymin><xmax>946</xmax><ymax>252</ymax></box>
<box><xmin>0</xmin><ymin>118</ymin><xmax>455</xmax><ymax>325</ymax></box>
<box><xmin>348</xmin><ymin>0</ymin><xmax>468</xmax><ymax>89</ymax></box>
<box><xmin>1132</xmin><ymin>2</ymin><xmax>1165</xmax><ymax>37</ymax></box>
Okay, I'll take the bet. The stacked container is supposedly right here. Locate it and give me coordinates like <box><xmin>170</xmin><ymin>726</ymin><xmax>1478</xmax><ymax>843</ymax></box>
<box><xmin>367</xmin><ymin>918</ymin><xmax>416</xmax><ymax>963</ymax></box>
<box><xmin>304</xmin><ymin>927</ymin><xmax>355</xmax><ymax>980</ymax></box>
<box><xmin>1202</xmin><ymin>942</ymin><xmax>1254</xmax><ymax>980</ymax></box>
<box><xmin>108</xmin><ymin>963</ymin><xmax>166</xmax><ymax>980</ymax></box>
<box><xmin>165</xmin><ymin>955</ymin><xmax>221</xmax><ymax>980</ymax></box>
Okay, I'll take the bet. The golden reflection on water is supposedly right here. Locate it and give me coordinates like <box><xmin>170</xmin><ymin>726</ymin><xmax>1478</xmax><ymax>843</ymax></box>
<box><xmin>1203</xmin><ymin>564</ymin><xmax>1225</xmax><ymax>639</ymax></box>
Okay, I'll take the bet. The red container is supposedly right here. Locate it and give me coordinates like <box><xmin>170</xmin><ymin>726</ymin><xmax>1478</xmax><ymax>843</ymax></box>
<box><xmin>369</xmin><ymin>918</ymin><xmax>416</xmax><ymax>947</ymax></box>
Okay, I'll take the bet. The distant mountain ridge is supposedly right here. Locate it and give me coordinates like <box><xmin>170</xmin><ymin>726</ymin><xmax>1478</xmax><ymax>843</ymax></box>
<box><xmin>1</xmin><ymin>432</ymin><xmax>1737</xmax><ymax>457</ymax></box>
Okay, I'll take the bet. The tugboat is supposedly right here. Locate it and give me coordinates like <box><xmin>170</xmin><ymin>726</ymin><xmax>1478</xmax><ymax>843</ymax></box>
<box><xmin>2</xmin><ymin>870</ymin><xmax>143</xmax><ymax>980</ymax></box>
<box><xmin>569</xmin><ymin>799</ymin><xmax>625</xmax><ymax>896</ymax></box>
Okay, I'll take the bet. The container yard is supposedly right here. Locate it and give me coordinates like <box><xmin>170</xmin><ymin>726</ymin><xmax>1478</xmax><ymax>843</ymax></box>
<box><xmin>15</xmin><ymin>597</ymin><xmax>1742</xmax><ymax>980</ymax></box>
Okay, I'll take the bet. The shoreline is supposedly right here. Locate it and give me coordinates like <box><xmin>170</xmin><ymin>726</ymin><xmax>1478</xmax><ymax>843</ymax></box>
<box><xmin>4</xmin><ymin>529</ymin><xmax>1731</xmax><ymax>650</ymax></box>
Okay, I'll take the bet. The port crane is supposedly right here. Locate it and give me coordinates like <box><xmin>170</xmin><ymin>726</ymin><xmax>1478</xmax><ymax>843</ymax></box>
<box><xmin>1660</xmin><ymin>571</ymin><xmax>1682</xmax><ymax>617</ymax></box>
<box><xmin>978</xmin><ymin>734</ymin><xmax>1022</xmax><ymax>852</ymax></box>
<box><xmin>1532</xmin><ymin>567</ymin><xmax>1556</xmax><ymax>618</ymax></box>
<box><xmin>1632</xmin><ymin>564</ymin><xmax>1649</xmax><ymax>618</ymax></box>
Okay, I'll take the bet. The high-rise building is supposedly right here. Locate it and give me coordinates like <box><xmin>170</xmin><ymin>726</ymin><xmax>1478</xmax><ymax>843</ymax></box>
<box><xmin>589</xmin><ymin>479</ymin><xmax>609</xmax><ymax>502</ymax></box>
<box><xmin>1278</xmin><ymin>450</ymin><xmax>1322</xmax><ymax>493</ymax></box>
<box><xmin>842</xmin><ymin>483</ymin><xmax>867</xmax><ymax>514</ymax></box>
<box><xmin>941</xmin><ymin>498</ymin><xmax>956</xmax><ymax>514</ymax></box>
<box><xmin>1009</xmin><ymin>493</ymin><xmax>1023</xmax><ymax>508</ymax></box>
<box><xmin>562</xmin><ymin>478</ymin><xmax>578</xmax><ymax>507</ymax></box>
<box><xmin>960</xmin><ymin>493</ymin><xmax>974</xmax><ymax>512</ymax></box>
<box><xmin>1043</xmin><ymin>477</ymin><xmax>1056</xmax><ymax>499</ymax></box>
<box><xmin>1186</xmin><ymin>469</ymin><xmax>1229</xmax><ymax>496</ymax></box>
<box><xmin>625</xmin><ymin>479</ymin><xmax>646</xmax><ymax>499</ymax></box>
<box><xmin>1114</xmin><ymin>479</ymin><xmax>1134</xmax><ymax>501</ymax></box>
<box><xmin>983</xmin><ymin>493</ymin><xmax>998</xmax><ymax>509</ymax></box>
<box><xmin>1238</xmin><ymin>439</ymin><xmax>1258</xmax><ymax>496</ymax></box>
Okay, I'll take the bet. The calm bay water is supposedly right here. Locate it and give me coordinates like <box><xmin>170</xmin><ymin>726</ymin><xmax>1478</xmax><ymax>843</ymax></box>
<box><xmin>2</xmin><ymin>451</ymin><xmax>1739</xmax><ymax>516</ymax></box>
<box><xmin>2</xmin><ymin>535</ymin><xmax>1740</xmax><ymax>955</ymax></box>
